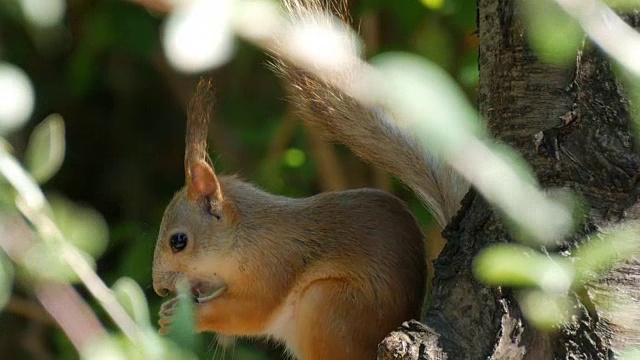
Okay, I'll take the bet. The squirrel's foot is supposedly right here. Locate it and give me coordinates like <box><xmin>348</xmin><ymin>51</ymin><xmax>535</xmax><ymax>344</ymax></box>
<box><xmin>157</xmin><ymin>284</ymin><xmax>227</xmax><ymax>335</ymax></box>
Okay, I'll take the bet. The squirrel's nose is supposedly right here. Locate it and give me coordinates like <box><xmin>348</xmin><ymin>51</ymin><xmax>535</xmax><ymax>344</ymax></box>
<box><xmin>152</xmin><ymin>275</ymin><xmax>175</xmax><ymax>297</ymax></box>
<box><xmin>154</xmin><ymin>285</ymin><xmax>171</xmax><ymax>297</ymax></box>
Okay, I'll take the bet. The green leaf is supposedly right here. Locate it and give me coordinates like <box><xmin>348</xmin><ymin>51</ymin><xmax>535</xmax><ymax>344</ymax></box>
<box><xmin>519</xmin><ymin>289</ymin><xmax>575</xmax><ymax>330</ymax></box>
<box><xmin>474</xmin><ymin>244</ymin><xmax>574</xmax><ymax>293</ymax></box>
<box><xmin>0</xmin><ymin>250</ymin><xmax>14</xmax><ymax>310</ymax></box>
<box><xmin>113</xmin><ymin>277</ymin><xmax>151</xmax><ymax>329</ymax></box>
<box><xmin>25</xmin><ymin>114</ymin><xmax>65</xmax><ymax>184</ymax></box>
<box><xmin>49</xmin><ymin>194</ymin><xmax>109</xmax><ymax>259</ymax></box>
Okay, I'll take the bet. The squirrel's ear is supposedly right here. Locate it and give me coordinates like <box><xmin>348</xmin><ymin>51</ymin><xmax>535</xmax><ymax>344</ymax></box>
<box><xmin>187</xmin><ymin>160</ymin><xmax>222</xmax><ymax>202</ymax></box>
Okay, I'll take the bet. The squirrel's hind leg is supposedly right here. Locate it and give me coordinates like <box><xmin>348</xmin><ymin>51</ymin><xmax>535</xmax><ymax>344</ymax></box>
<box><xmin>292</xmin><ymin>279</ymin><xmax>382</xmax><ymax>360</ymax></box>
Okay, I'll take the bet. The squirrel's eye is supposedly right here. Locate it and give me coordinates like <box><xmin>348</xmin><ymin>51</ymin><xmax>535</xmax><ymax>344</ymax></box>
<box><xmin>170</xmin><ymin>233</ymin><xmax>188</xmax><ymax>253</ymax></box>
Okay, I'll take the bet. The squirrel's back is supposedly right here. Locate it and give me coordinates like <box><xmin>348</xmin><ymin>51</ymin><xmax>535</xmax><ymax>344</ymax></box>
<box><xmin>220</xmin><ymin>175</ymin><xmax>426</xmax><ymax>305</ymax></box>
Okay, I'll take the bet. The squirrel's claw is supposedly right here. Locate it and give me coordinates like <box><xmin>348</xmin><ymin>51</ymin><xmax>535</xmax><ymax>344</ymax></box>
<box><xmin>158</xmin><ymin>316</ymin><xmax>173</xmax><ymax>335</ymax></box>
<box><xmin>159</xmin><ymin>297</ymin><xmax>179</xmax><ymax>317</ymax></box>
<box><xmin>158</xmin><ymin>297</ymin><xmax>179</xmax><ymax>335</ymax></box>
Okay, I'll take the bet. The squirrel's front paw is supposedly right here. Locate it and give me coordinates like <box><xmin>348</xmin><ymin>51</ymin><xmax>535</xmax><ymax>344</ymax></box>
<box><xmin>158</xmin><ymin>297</ymin><xmax>180</xmax><ymax>335</ymax></box>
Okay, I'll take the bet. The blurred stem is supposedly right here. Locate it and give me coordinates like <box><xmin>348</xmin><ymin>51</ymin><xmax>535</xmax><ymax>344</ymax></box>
<box><xmin>0</xmin><ymin>147</ymin><xmax>143</xmax><ymax>345</ymax></box>
<box><xmin>35</xmin><ymin>282</ymin><xmax>108</xmax><ymax>351</ymax></box>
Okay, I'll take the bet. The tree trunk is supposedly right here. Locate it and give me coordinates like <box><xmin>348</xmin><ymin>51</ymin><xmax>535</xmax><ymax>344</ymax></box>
<box><xmin>378</xmin><ymin>1</ymin><xmax>640</xmax><ymax>359</ymax></box>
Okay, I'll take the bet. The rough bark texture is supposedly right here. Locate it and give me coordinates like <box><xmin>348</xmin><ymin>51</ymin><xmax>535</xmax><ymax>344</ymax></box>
<box><xmin>378</xmin><ymin>1</ymin><xmax>640</xmax><ymax>359</ymax></box>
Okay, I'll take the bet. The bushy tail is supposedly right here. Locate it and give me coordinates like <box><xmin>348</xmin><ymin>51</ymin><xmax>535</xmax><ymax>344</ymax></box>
<box><xmin>273</xmin><ymin>0</ymin><xmax>468</xmax><ymax>228</ymax></box>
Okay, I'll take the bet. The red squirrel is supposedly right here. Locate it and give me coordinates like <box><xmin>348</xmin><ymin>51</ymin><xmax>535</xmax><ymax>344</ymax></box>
<box><xmin>152</xmin><ymin>1</ymin><xmax>467</xmax><ymax>359</ymax></box>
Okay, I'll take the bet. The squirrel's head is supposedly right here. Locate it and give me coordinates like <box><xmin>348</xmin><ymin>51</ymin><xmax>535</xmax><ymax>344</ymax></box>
<box><xmin>152</xmin><ymin>79</ymin><xmax>238</xmax><ymax>302</ymax></box>
<box><xmin>152</xmin><ymin>160</ymin><xmax>240</xmax><ymax>300</ymax></box>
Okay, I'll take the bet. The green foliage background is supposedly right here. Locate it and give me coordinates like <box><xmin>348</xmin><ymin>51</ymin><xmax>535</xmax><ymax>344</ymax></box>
<box><xmin>0</xmin><ymin>0</ymin><xmax>477</xmax><ymax>358</ymax></box>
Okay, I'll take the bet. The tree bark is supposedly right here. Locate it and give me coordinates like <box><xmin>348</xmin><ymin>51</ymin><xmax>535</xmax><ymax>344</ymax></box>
<box><xmin>378</xmin><ymin>1</ymin><xmax>640</xmax><ymax>359</ymax></box>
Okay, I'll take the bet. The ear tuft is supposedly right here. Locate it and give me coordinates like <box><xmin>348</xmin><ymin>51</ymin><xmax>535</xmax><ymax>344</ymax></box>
<box><xmin>187</xmin><ymin>161</ymin><xmax>222</xmax><ymax>201</ymax></box>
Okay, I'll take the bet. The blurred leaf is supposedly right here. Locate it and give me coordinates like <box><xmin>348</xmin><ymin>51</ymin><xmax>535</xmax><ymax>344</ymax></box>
<box><xmin>0</xmin><ymin>250</ymin><xmax>14</xmax><ymax>310</ymax></box>
<box><xmin>604</xmin><ymin>0</ymin><xmax>640</xmax><ymax>10</ymax></box>
<box><xmin>49</xmin><ymin>194</ymin><xmax>109</xmax><ymax>259</ymax></box>
<box><xmin>284</xmin><ymin>148</ymin><xmax>306</xmax><ymax>168</ymax></box>
<box><xmin>372</xmin><ymin>52</ymin><xmax>483</xmax><ymax>155</ymax></box>
<box><xmin>167</xmin><ymin>280</ymin><xmax>200</xmax><ymax>351</ymax></box>
<box><xmin>619</xmin><ymin>348</ymin><xmax>640</xmax><ymax>360</ymax></box>
<box><xmin>19</xmin><ymin>0</ymin><xmax>66</xmax><ymax>28</ymax></box>
<box><xmin>113</xmin><ymin>277</ymin><xmax>151</xmax><ymax>329</ymax></box>
<box><xmin>519</xmin><ymin>290</ymin><xmax>575</xmax><ymax>330</ymax></box>
<box><xmin>82</xmin><ymin>330</ymin><xmax>198</xmax><ymax>360</ymax></box>
<box><xmin>163</xmin><ymin>0</ymin><xmax>235</xmax><ymax>73</ymax></box>
<box><xmin>522</xmin><ymin>0</ymin><xmax>583</xmax><ymax>64</ymax></box>
<box><xmin>23</xmin><ymin>242</ymin><xmax>95</xmax><ymax>283</ymax></box>
<box><xmin>25</xmin><ymin>113</ymin><xmax>65</xmax><ymax>184</ymax></box>
<box><xmin>573</xmin><ymin>225</ymin><xmax>640</xmax><ymax>285</ymax></box>
<box><xmin>474</xmin><ymin>244</ymin><xmax>574</xmax><ymax>293</ymax></box>
<box><xmin>420</xmin><ymin>0</ymin><xmax>444</xmax><ymax>10</ymax></box>
<box><xmin>0</xmin><ymin>62</ymin><xmax>35</xmax><ymax>135</ymax></box>
<box><xmin>0</xmin><ymin>183</ymin><xmax>16</xmax><ymax>207</ymax></box>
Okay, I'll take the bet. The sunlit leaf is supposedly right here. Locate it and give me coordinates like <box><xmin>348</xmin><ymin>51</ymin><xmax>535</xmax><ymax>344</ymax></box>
<box><xmin>25</xmin><ymin>114</ymin><xmax>65</xmax><ymax>185</ymax></box>
<box><xmin>573</xmin><ymin>225</ymin><xmax>640</xmax><ymax>285</ymax></box>
<box><xmin>474</xmin><ymin>244</ymin><xmax>574</xmax><ymax>294</ymax></box>
<box><xmin>522</xmin><ymin>0</ymin><xmax>583</xmax><ymax>64</ymax></box>
<box><xmin>82</xmin><ymin>331</ymin><xmax>198</xmax><ymax>360</ymax></box>
<box><xmin>519</xmin><ymin>290</ymin><xmax>575</xmax><ymax>330</ymax></box>
<box><xmin>113</xmin><ymin>277</ymin><xmax>151</xmax><ymax>329</ymax></box>
<box><xmin>0</xmin><ymin>62</ymin><xmax>34</xmax><ymax>135</ymax></box>
<box><xmin>18</xmin><ymin>0</ymin><xmax>66</xmax><ymax>28</ymax></box>
<box><xmin>49</xmin><ymin>194</ymin><xmax>108</xmax><ymax>259</ymax></box>
<box><xmin>420</xmin><ymin>0</ymin><xmax>444</xmax><ymax>10</ymax></box>
<box><xmin>372</xmin><ymin>52</ymin><xmax>483</xmax><ymax>155</ymax></box>
<box><xmin>618</xmin><ymin>348</ymin><xmax>640</xmax><ymax>360</ymax></box>
<box><xmin>284</xmin><ymin>148</ymin><xmax>305</xmax><ymax>168</ymax></box>
<box><xmin>23</xmin><ymin>242</ymin><xmax>95</xmax><ymax>283</ymax></box>
<box><xmin>162</xmin><ymin>0</ymin><xmax>235</xmax><ymax>73</ymax></box>
<box><xmin>0</xmin><ymin>250</ymin><xmax>14</xmax><ymax>310</ymax></box>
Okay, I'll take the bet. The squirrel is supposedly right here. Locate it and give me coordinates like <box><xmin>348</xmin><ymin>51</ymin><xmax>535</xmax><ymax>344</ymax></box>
<box><xmin>152</xmin><ymin>0</ymin><xmax>468</xmax><ymax>359</ymax></box>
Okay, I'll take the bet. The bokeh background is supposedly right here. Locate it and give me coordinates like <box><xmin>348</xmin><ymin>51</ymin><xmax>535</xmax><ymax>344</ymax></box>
<box><xmin>0</xmin><ymin>0</ymin><xmax>477</xmax><ymax>358</ymax></box>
